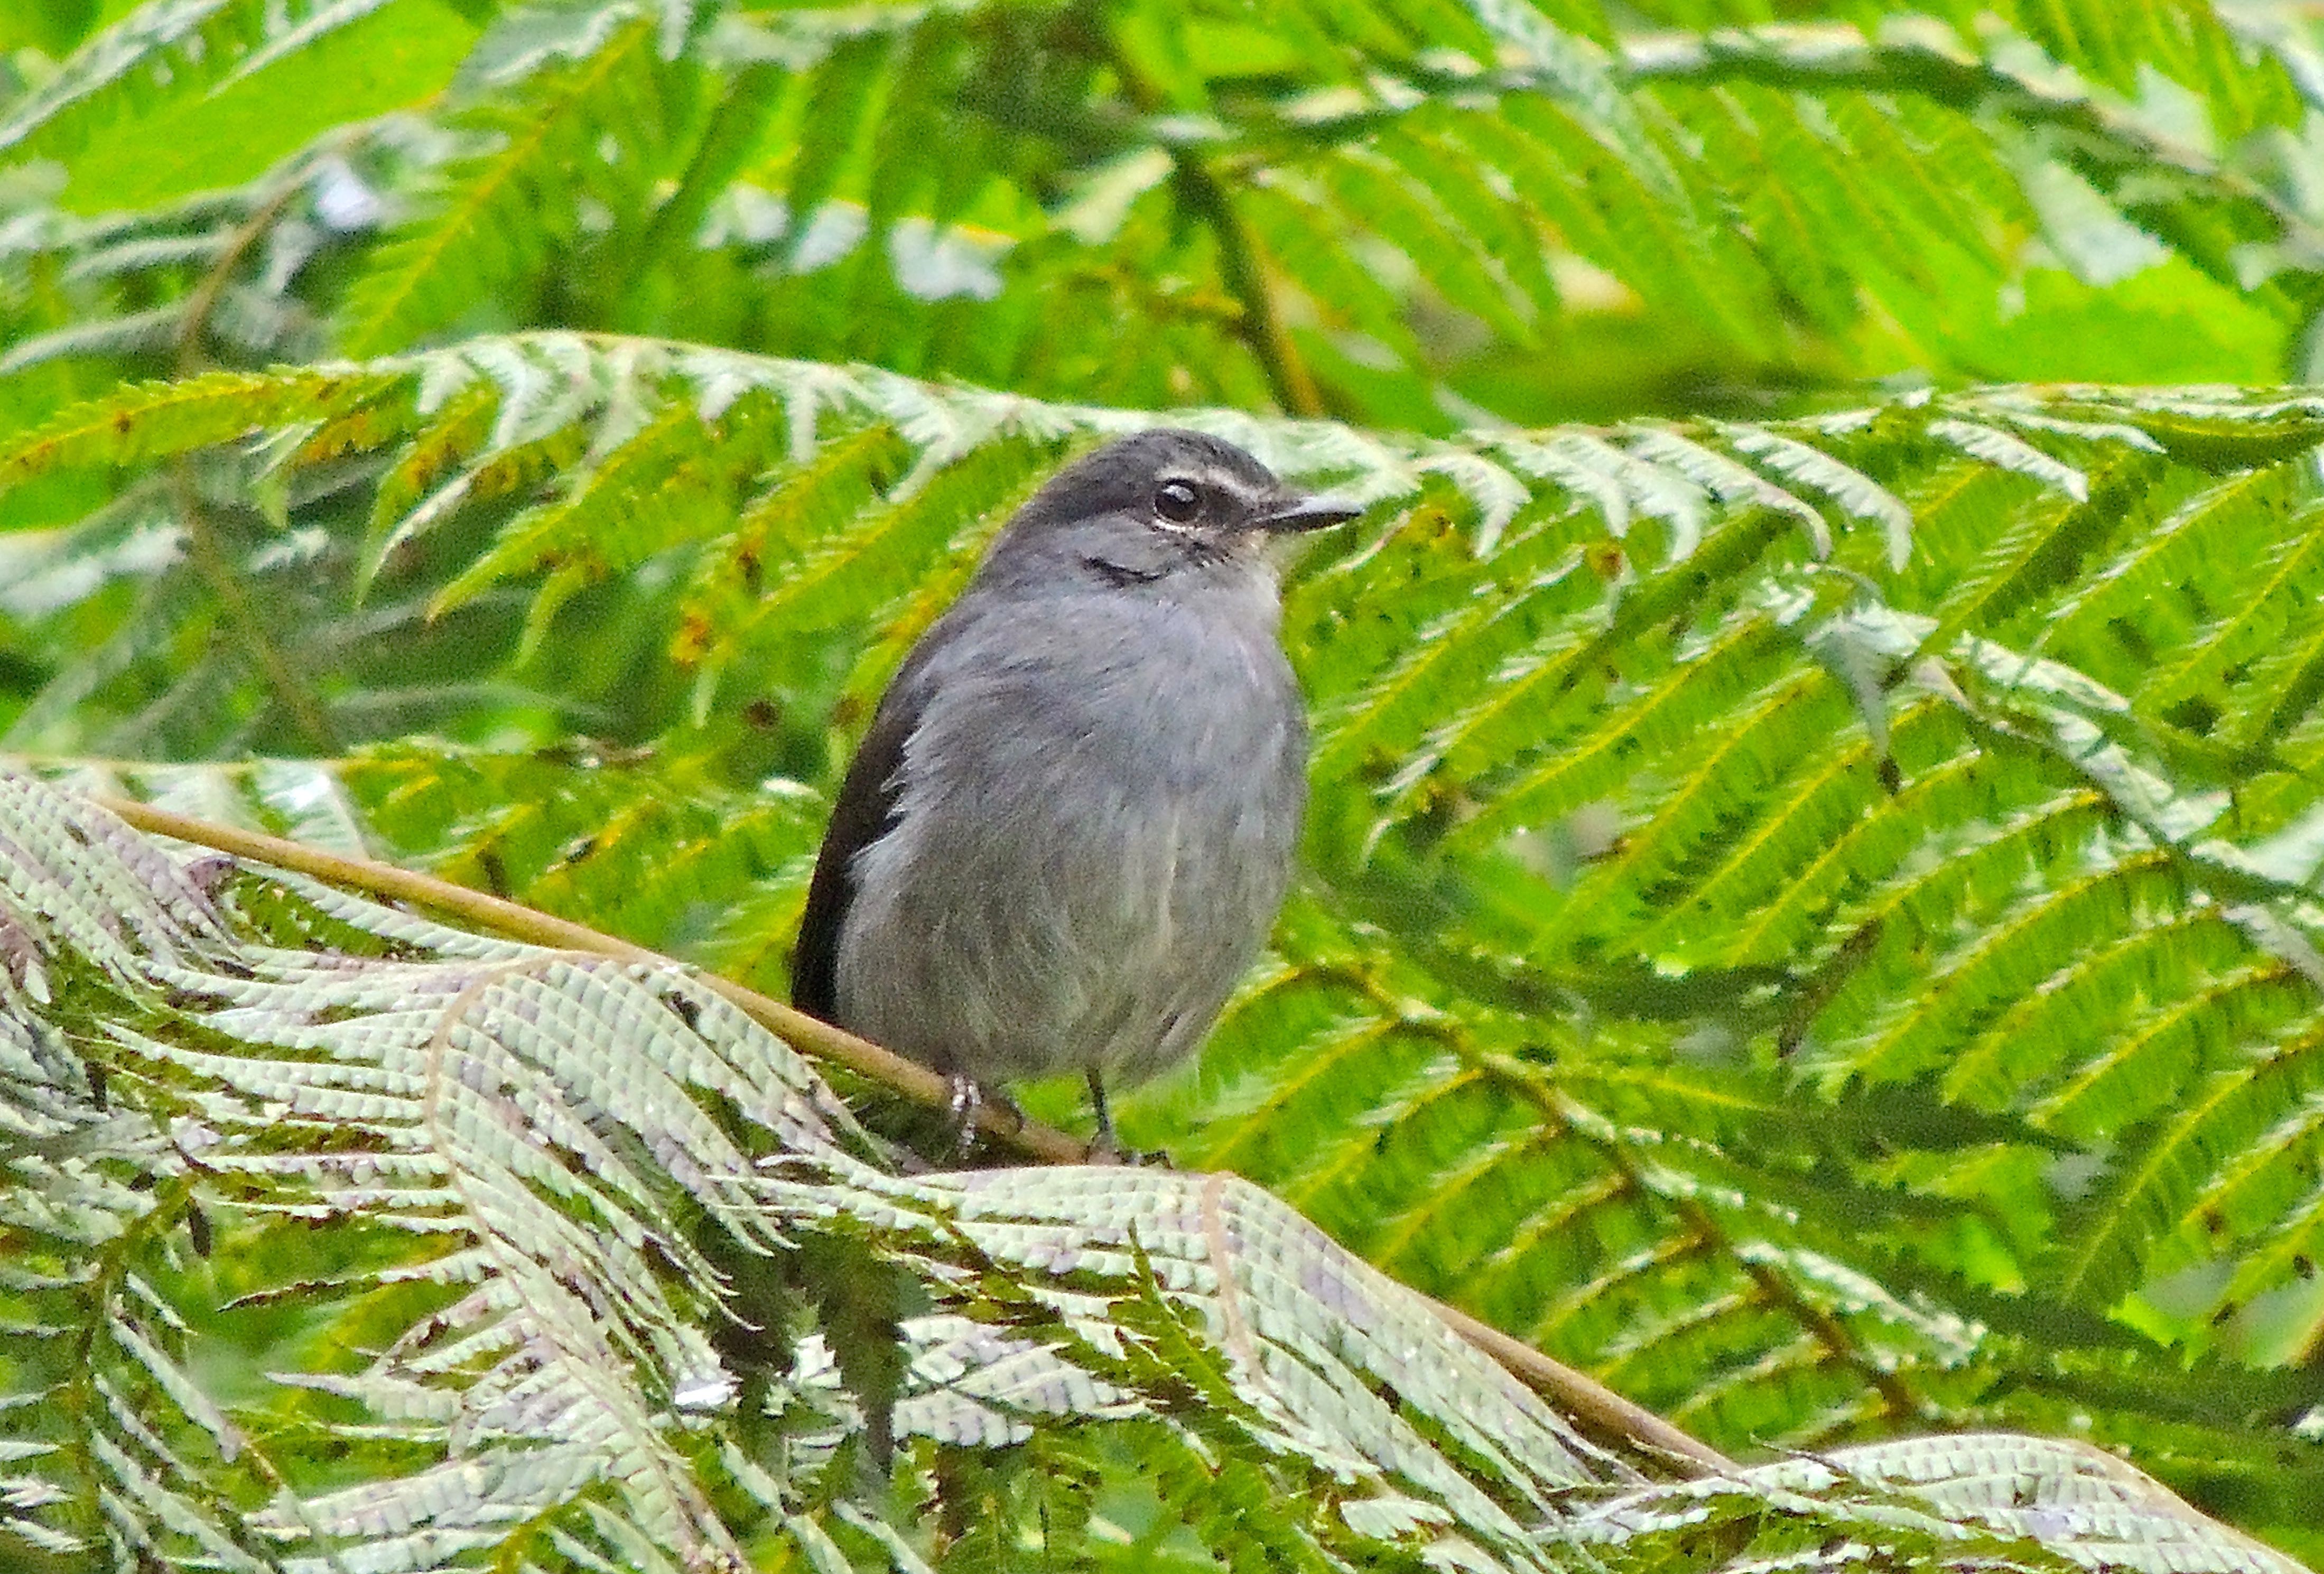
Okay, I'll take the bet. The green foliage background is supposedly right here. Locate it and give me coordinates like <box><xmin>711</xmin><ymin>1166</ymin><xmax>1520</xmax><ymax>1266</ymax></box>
<box><xmin>7</xmin><ymin>0</ymin><xmax>2324</xmax><ymax>1564</ymax></box>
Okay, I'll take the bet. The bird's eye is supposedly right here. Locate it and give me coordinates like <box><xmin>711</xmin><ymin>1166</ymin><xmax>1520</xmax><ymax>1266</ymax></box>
<box><xmin>1154</xmin><ymin>480</ymin><xmax>1202</xmax><ymax>523</ymax></box>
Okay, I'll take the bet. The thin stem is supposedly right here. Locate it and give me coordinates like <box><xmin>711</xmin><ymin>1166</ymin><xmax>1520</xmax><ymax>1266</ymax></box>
<box><xmin>1096</xmin><ymin>32</ymin><xmax>1326</xmax><ymax>418</ymax></box>
<box><xmin>168</xmin><ymin>467</ymin><xmax>339</xmax><ymax>753</ymax></box>
<box><xmin>169</xmin><ymin>169</ymin><xmax>341</xmax><ymax>752</ymax></box>
<box><xmin>173</xmin><ymin>173</ymin><xmax>307</xmax><ymax>375</ymax></box>
<box><xmin>1172</xmin><ymin>153</ymin><xmax>1327</xmax><ymax>418</ymax></box>
<box><xmin>1339</xmin><ymin>965</ymin><xmax>1918</xmax><ymax>1428</ymax></box>
<box><xmin>1424</xmin><ymin>1294</ymin><xmax>1734</xmax><ymax>1475</ymax></box>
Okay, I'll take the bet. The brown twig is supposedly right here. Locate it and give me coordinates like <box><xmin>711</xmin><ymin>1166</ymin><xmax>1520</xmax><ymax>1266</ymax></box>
<box><xmin>166</xmin><ymin>468</ymin><xmax>340</xmax><ymax>755</ymax></box>
<box><xmin>1095</xmin><ymin>36</ymin><xmax>1326</xmax><ymax>420</ymax></box>
<box><xmin>1424</xmin><ymin>1294</ymin><xmax>1734</xmax><ymax>1474</ymax></box>
<box><xmin>97</xmin><ymin>794</ymin><xmax>1092</xmax><ymax>1163</ymax></box>
<box><xmin>1329</xmin><ymin>965</ymin><xmax>1913</xmax><ymax>1432</ymax></box>
<box><xmin>87</xmin><ymin>791</ymin><xmax>1737</xmax><ymax>1476</ymax></box>
<box><xmin>169</xmin><ymin>170</ymin><xmax>341</xmax><ymax>753</ymax></box>
<box><xmin>1172</xmin><ymin>154</ymin><xmax>1327</xmax><ymax>419</ymax></box>
<box><xmin>173</xmin><ymin>173</ymin><xmax>309</xmax><ymax>375</ymax></box>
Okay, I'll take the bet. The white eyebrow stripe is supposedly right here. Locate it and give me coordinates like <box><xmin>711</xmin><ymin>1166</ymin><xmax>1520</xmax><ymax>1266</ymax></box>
<box><xmin>1145</xmin><ymin>465</ymin><xmax>1271</xmax><ymax>531</ymax></box>
<box><xmin>1187</xmin><ymin>465</ymin><xmax>1269</xmax><ymax>502</ymax></box>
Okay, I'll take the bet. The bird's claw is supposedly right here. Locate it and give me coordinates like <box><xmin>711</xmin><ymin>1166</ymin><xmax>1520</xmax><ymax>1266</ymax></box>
<box><xmin>1080</xmin><ymin>1130</ymin><xmax>1172</xmax><ymax>1168</ymax></box>
<box><xmin>946</xmin><ymin>1074</ymin><xmax>982</xmax><ymax>1156</ymax></box>
<box><xmin>944</xmin><ymin>1075</ymin><xmax>1024</xmax><ymax>1158</ymax></box>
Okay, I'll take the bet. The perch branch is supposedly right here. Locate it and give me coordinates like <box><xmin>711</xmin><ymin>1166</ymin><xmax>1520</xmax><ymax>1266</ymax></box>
<box><xmin>98</xmin><ymin>795</ymin><xmax>1071</xmax><ymax>1156</ymax></box>
<box><xmin>88</xmin><ymin>791</ymin><xmax>1737</xmax><ymax>1477</ymax></box>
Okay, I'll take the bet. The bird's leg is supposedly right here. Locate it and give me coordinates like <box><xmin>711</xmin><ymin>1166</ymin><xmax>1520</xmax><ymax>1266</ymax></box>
<box><xmin>1086</xmin><ymin>1069</ymin><xmax>1117</xmax><ymax>1158</ymax></box>
<box><xmin>938</xmin><ymin>1070</ymin><xmax>1024</xmax><ymax>1159</ymax></box>
<box><xmin>947</xmin><ymin>1073</ymin><xmax>984</xmax><ymax>1157</ymax></box>
<box><xmin>1084</xmin><ymin>1069</ymin><xmax>1165</xmax><ymax>1166</ymax></box>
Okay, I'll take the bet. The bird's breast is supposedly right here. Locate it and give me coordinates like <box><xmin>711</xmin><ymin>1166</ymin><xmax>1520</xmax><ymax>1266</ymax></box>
<box><xmin>833</xmin><ymin>588</ymin><xmax>1307</xmax><ymax>1081</ymax></box>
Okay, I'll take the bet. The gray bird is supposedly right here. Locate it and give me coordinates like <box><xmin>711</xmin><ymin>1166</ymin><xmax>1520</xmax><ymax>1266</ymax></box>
<box><xmin>791</xmin><ymin>430</ymin><xmax>1359</xmax><ymax>1151</ymax></box>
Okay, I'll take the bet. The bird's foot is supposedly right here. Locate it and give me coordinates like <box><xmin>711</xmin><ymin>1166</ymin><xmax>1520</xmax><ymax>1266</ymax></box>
<box><xmin>945</xmin><ymin>1075</ymin><xmax>1022</xmax><ymax>1157</ymax></box>
<box><xmin>1080</xmin><ymin>1072</ymin><xmax>1167</xmax><ymax>1165</ymax></box>
<box><xmin>1080</xmin><ymin>1129</ymin><xmax>1172</xmax><ymax>1168</ymax></box>
<box><xmin>946</xmin><ymin>1074</ymin><xmax>983</xmax><ymax>1156</ymax></box>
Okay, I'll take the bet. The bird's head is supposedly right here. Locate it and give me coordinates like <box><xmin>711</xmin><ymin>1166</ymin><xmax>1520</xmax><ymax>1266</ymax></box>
<box><xmin>982</xmin><ymin>430</ymin><xmax>1362</xmax><ymax>592</ymax></box>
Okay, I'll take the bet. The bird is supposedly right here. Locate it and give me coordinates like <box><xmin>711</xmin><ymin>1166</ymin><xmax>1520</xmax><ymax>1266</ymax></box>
<box><xmin>791</xmin><ymin>429</ymin><xmax>1360</xmax><ymax>1154</ymax></box>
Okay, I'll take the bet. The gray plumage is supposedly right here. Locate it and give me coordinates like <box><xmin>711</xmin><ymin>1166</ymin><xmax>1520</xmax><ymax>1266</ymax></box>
<box><xmin>792</xmin><ymin>430</ymin><xmax>1356</xmax><ymax>1135</ymax></box>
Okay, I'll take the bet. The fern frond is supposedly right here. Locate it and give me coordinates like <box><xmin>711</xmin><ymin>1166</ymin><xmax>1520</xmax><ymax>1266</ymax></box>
<box><xmin>340</xmin><ymin>9</ymin><xmax>667</xmax><ymax>356</ymax></box>
<box><xmin>7</xmin><ymin>86</ymin><xmax>2324</xmax><ymax>1540</ymax></box>
<box><xmin>0</xmin><ymin>368</ymin><xmax>395</xmax><ymax>489</ymax></box>
<box><xmin>4</xmin><ymin>771</ymin><xmax>2306</xmax><ymax>1570</ymax></box>
<box><xmin>0</xmin><ymin>0</ymin><xmax>248</xmax><ymax>156</ymax></box>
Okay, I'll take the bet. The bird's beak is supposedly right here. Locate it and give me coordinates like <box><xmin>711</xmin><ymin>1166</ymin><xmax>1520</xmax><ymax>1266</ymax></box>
<box><xmin>1254</xmin><ymin>495</ymin><xmax>1364</xmax><ymax>533</ymax></box>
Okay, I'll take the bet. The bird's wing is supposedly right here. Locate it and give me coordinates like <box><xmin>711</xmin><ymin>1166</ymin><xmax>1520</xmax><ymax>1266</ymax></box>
<box><xmin>791</xmin><ymin>658</ymin><xmax>934</xmax><ymax>1020</ymax></box>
